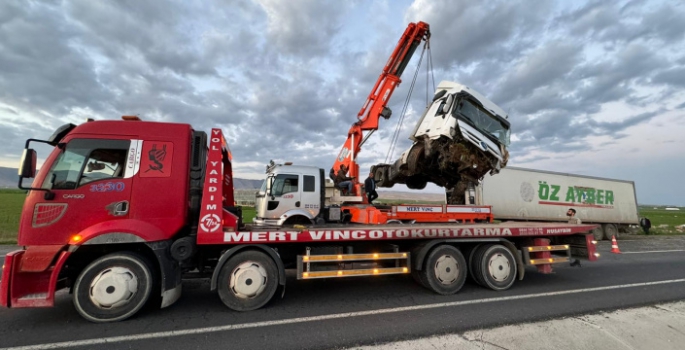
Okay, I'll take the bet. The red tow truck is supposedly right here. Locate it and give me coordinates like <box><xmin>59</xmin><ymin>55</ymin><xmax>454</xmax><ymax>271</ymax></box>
<box><xmin>0</xmin><ymin>117</ymin><xmax>598</xmax><ymax>322</ymax></box>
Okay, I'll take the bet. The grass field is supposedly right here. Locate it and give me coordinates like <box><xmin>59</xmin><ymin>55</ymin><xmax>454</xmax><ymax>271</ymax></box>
<box><xmin>637</xmin><ymin>206</ymin><xmax>685</xmax><ymax>235</ymax></box>
<box><xmin>0</xmin><ymin>189</ymin><xmax>682</xmax><ymax>244</ymax></box>
<box><xmin>0</xmin><ymin>189</ymin><xmax>25</xmax><ymax>244</ymax></box>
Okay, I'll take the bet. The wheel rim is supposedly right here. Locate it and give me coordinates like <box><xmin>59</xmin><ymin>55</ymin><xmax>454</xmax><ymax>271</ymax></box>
<box><xmin>230</xmin><ymin>261</ymin><xmax>268</xmax><ymax>299</ymax></box>
<box><xmin>434</xmin><ymin>255</ymin><xmax>459</xmax><ymax>285</ymax></box>
<box><xmin>487</xmin><ymin>253</ymin><xmax>511</xmax><ymax>282</ymax></box>
<box><xmin>89</xmin><ymin>267</ymin><xmax>139</xmax><ymax>308</ymax></box>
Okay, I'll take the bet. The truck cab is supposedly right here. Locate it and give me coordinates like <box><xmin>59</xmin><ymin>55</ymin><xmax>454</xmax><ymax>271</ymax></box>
<box><xmin>253</xmin><ymin>163</ymin><xmax>325</xmax><ymax>226</ymax></box>
<box><xmin>372</xmin><ymin>81</ymin><xmax>510</xmax><ymax>204</ymax></box>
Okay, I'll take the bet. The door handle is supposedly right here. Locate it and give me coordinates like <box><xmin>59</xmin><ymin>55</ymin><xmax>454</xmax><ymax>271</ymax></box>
<box><xmin>295</xmin><ymin>201</ymin><xmax>300</xmax><ymax>207</ymax></box>
<box><xmin>107</xmin><ymin>201</ymin><xmax>129</xmax><ymax>216</ymax></box>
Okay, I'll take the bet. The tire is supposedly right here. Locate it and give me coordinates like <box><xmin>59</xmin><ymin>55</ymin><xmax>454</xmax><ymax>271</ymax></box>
<box><xmin>217</xmin><ymin>250</ymin><xmax>279</xmax><ymax>311</ymax></box>
<box><xmin>467</xmin><ymin>244</ymin><xmax>483</xmax><ymax>286</ymax></box>
<box><xmin>603</xmin><ymin>224</ymin><xmax>619</xmax><ymax>240</ymax></box>
<box><xmin>591</xmin><ymin>224</ymin><xmax>605</xmax><ymax>241</ymax></box>
<box><xmin>411</xmin><ymin>268</ymin><xmax>428</xmax><ymax>288</ymax></box>
<box><xmin>283</xmin><ymin>216</ymin><xmax>312</xmax><ymax>227</ymax></box>
<box><xmin>73</xmin><ymin>252</ymin><xmax>154</xmax><ymax>323</ymax></box>
<box><xmin>472</xmin><ymin>244</ymin><xmax>517</xmax><ymax>291</ymax></box>
<box><xmin>419</xmin><ymin>245</ymin><xmax>467</xmax><ymax>295</ymax></box>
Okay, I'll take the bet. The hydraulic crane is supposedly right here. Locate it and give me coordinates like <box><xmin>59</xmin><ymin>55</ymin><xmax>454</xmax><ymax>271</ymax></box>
<box><xmin>331</xmin><ymin>21</ymin><xmax>430</xmax><ymax>196</ymax></box>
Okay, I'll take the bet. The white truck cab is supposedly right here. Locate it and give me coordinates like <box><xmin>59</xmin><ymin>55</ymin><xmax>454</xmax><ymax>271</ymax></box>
<box><xmin>253</xmin><ymin>163</ymin><xmax>360</xmax><ymax>226</ymax></box>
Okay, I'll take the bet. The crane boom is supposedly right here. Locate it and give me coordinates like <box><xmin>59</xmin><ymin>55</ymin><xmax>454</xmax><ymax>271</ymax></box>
<box><xmin>332</xmin><ymin>21</ymin><xmax>430</xmax><ymax>195</ymax></box>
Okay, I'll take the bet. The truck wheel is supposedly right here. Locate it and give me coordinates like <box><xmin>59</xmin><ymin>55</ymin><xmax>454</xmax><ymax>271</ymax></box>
<box><xmin>472</xmin><ymin>244</ymin><xmax>516</xmax><ymax>291</ymax></box>
<box><xmin>467</xmin><ymin>244</ymin><xmax>483</xmax><ymax>286</ymax></box>
<box><xmin>411</xmin><ymin>268</ymin><xmax>428</xmax><ymax>288</ymax></box>
<box><xmin>217</xmin><ymin>250</ymin><xmax>278</xmax><ymax>311</ymax></box>
<box><xmin>603</xmin><ymin>224</ymin><xmax>619</xmax><ymax>240</ymax></box>
<box><xmin>73</xmin><ymin>252</ymin><xmax>154</xmax><ymax>323</ymax></box>
<box><xmin>420</xmin><ymin>245</ymin><xmax>467</xmax><ymax>295</ymax></box>
<box><xmin>591</xmin><ymin>225</ymin><xmax>605</xmax><ymax>241</ymax></box>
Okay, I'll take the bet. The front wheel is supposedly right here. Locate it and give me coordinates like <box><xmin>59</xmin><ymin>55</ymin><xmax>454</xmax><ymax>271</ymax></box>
<box><xmin>217</xmin><ymin>250</ymin><xmax>279</xmax><ymax>311</ymax></box>
<box><xmin>73</xmin><ymin>252</ymin><xmax>154</xmax><ymax>323</ymax></box>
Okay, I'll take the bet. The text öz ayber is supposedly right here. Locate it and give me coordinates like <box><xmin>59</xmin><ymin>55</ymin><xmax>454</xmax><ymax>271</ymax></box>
<box><xmin>224</xmin><ymin>228</ymin><xmax>515</xmax><ymax>243</ymax></box>
<box><xmin>538</xmin><ymin>181</ymin><xmax>614</xmax><ymax>205</ymax></box>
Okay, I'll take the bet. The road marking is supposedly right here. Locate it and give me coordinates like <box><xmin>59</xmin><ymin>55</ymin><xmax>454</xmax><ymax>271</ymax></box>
<box><xmin>2</xmin><ymin>278</ymin><xmax>685</xmax><ymax>350</ymax></box>
<box><xmin>622</xmin><ymin>250</ymin><xmax>685</xmax><ymax>254</ymax></box>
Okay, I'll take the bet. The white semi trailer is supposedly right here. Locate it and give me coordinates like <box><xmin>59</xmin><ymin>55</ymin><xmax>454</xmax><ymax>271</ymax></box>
<box><xmin>470</xmin><ymin>167</ymin><xmax>639</xmax><ymax>240</ymax></box>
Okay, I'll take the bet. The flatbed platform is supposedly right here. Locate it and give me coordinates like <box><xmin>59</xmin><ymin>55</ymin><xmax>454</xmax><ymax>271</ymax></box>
<box><xmin>224</xmin><ymin>222</ymin><xmax>597</xmax><ymax>244</ymax></box>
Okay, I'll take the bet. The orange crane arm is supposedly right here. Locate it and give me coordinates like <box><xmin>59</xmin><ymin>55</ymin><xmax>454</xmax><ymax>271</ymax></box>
<box><xmin>332</xmin><ymin>21</ymin><xmax>430</xmax><ymax>191</ymax></box>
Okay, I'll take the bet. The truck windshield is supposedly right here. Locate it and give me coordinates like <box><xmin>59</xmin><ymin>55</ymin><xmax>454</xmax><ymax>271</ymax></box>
<box><xmin>41</xmin><ymin>139</ymin><xmax>129</xmax><ymax>190</ymax></box>
<box><xmin>271</xmin><ymin>174</ymin><xmax>299</xmax><ymax>197</ymax></box>
<box><xmin>454</xmin><ymin>100</ymin><xmax>511</xmax><ymax>146</ymax></box>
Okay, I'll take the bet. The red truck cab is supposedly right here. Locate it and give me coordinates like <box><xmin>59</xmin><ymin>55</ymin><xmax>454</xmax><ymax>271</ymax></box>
<box><xmin>2</xmin><ymin>117</ymin><xmax>205</xmax><ymax>321</ymax></box>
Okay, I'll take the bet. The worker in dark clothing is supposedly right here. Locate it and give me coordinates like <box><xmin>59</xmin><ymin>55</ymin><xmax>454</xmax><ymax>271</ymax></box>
<box><xmin>640</xmin><ymin>217</ymin><xmax>651</xmax><ymax>234</ymax></box>
<box><xmin>364</xmin><ymin>171</ymin><xmax>378</xmax><ymax>204</ymax></box>
<box><xmin>334</xmin><ymin>164</ymin><xmax>354</xmax><ymax>195</ymax></box>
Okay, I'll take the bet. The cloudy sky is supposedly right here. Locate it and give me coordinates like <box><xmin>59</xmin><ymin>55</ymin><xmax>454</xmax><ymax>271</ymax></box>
<box><xmin>1</xmin><ymin>0</ymin><xmax>684</xmax><ymax>205</ymax></box>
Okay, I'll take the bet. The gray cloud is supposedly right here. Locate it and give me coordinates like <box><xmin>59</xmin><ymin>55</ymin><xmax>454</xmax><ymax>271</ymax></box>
<box><xmin>0</xmin><ymin>0</ymin><xmax>683</xmax><ymax>207</ymax></box>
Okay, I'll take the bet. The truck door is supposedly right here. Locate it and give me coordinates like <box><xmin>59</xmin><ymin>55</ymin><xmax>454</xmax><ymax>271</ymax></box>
<box><xmin>269</xmin><ymin>173</ymin><xmax>301</xmax><ymax>217</ymax></box>
<box><xmin>20</xmin><ymin>138</ymin><xmax>135</xmax><ymax>245</ymax></box>
<box><xmin>300</xmin><ymin>174</ymin><xmax>321</xmax><ymax>217</ymax></box>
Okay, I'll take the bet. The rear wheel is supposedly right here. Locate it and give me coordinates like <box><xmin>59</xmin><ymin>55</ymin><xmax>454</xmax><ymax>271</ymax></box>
<box><xmin>419</xmin><ymin>245</ymin><xmax>467</xmax><ymax>295</ymax></box>
<box><xmin>217</xmin><ymin>250</ymin><xmax>279</xmax><ymax>311</ymax></box>
<box><xmin>73</xmin><ymin>252</ymin><xmax>154</xmax><ymax>323</ymax></box>
<box><xmin>603</xmin><ymin>223</ymin><xmax>619</xmax><ymax>240</ymax></box>
<box><xmin>472</xmin><ymin>244</ymin><xmax>516</xmax><ymax>291</ymax></box>
<box><xmin>591</xmin><ymin>224</ymin><xmax>605</xmax><ymax>241</ymax></box>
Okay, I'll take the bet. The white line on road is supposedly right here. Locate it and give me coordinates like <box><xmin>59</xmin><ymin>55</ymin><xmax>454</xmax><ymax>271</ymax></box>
<box><xmin>622</xmin><ymin>250</ymin><xmax>685</xmax><ymax>254</ymax></box>
<box><xmin>2</xmin><ymin>278</ymin><xmax>685</xmax><ymax>350</ymax></box>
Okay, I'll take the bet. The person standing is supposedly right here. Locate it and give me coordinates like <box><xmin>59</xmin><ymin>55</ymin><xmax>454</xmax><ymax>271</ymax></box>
<box><xmin>567</xmin><ymin>208</ymin><xmax>582</xmax><ymax>224</ymax></box>
<box><xmin>640</xmin><ymin>217</ymin><xmax>651</xmax><ymax>234</ymax></box>
<box><xmin>364</xmin><ymin>171</ymin><xmax>379</xmax><ymax>204</ymax></box>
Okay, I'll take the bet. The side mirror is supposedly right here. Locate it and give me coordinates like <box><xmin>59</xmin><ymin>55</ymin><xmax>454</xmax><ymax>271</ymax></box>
<box><xmin>19</xmin><ymin>149</ymin><xmax>37</xmax><ymax>178</ymax></box>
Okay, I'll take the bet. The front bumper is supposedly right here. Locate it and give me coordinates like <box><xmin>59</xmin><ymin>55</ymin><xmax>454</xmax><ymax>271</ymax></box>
<box><xmin>1</xmin><ymin>248</ymin><xmax>70</xmax><ymax>308</ymax></box>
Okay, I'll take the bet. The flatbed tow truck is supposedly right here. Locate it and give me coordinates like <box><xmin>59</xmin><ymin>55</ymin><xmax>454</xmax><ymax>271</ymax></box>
<box><xmin>1</xmin><ymin>120</ymin><xmax>598</xmax><ymax>323</ymax></box>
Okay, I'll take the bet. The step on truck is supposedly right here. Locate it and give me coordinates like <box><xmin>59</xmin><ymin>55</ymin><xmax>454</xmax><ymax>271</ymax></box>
<box><xmin>1</xmin><ymin>117</ymin><xmax>598</xmax><ymax>322</ymax></box>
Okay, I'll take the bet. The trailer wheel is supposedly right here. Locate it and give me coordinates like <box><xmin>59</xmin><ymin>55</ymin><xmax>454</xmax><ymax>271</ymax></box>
<box><xmin>420</xmin><ymin>245</ymin><xmax>467</xmax><ymax>295</ymax></box>
<box><xmin>603</xmin><ymin>224</ymin><xmax>619</xmax><ymax>240</ymax></box>
<box><xmin>591</xmin><ymin>225</ymin><xmax>605</xmax><ymax>241</ymax></box>
<box><xmin>73</xmin><ymin>252</ymin><xmax>154</xmax><ymax>323</ymax></box>
<box><xmin>472</xmin><ymin>244</ymin><xmax>516</xmax><ymax>291</ymax></box>
<box><xmin>217</xmin><ymin>250</ymin><xmax>278</xmax><ymax>311</ymax></box>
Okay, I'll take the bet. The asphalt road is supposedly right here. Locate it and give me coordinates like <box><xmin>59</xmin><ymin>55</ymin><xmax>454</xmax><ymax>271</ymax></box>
<box><xmin>1</xmin><ymin>236</ymin><xmax>684</xmax><ymax>350</ymax></box>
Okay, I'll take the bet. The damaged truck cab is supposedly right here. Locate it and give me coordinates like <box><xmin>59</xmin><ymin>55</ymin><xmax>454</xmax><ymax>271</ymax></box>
<box><xmin>372</xmin><ymin>81</ymin><xmax>511</xmax><ymax>204</ymax></box>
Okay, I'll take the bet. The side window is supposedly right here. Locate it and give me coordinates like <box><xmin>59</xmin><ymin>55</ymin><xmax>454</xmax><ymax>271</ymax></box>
<box><xmin>303</xmin><ymin>175</ymin><xmax>315</xmax><ymax>192</ymax></box>
<box><xmin>42</xmin><ymin>139</ymin><xmax>130</xmax><ymax>190</ymax></box>
<box><xmin>271</xmin><ymin>174</ymin><xmax>299</xmax><ymax>197</ymax></box>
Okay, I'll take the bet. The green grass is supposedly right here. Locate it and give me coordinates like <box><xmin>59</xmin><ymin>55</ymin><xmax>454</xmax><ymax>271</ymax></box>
<box><xmin>1</xmin><ymin>190</ymin><xmax>681</xmax><ymax>244</ymax></box>
<box><xmin>0</xmin><ymin>188</ymin><xmax>259</xmax><ymax>245</ymax></box>
<box><xmin>0</xmin><ymin>189</ymin><xmax>25</xmax><ymax>244</ymax></box>
<box><xmin>241</xmin><ymin>206</ymin><xmax>256</xmax><ymax>224</ymax></box>
<box><xmin>637</xmin><ymin>206</ymin><xmax>685</xmax><ymax>235</ymax></box>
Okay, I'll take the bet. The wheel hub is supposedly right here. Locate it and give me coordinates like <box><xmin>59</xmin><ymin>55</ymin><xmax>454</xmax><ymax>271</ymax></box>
<box><xmin>89</xmin><ymin>267</ymin><xmax>138</xmax><ymax>308</ymax></box>
<box><xmin>488</xmin><ymin>253</ymin><xmax>511</xmax><ymax>281</ymax></box>
<box><xmin>230</xmin><ymin>261</ymin><xmax>268</xmax><ymax>299</ymax></box>
<box><xmin>434</xmin><ymin>255</ymin><xmax>459</xmax><ymax>285</ymax></box>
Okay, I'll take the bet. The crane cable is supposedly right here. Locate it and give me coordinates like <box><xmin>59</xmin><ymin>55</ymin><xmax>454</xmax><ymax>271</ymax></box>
<box><xmin>384</xmin><ymin>40</ymin><xmax>433</xmax><ymax>163</ymax></box>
